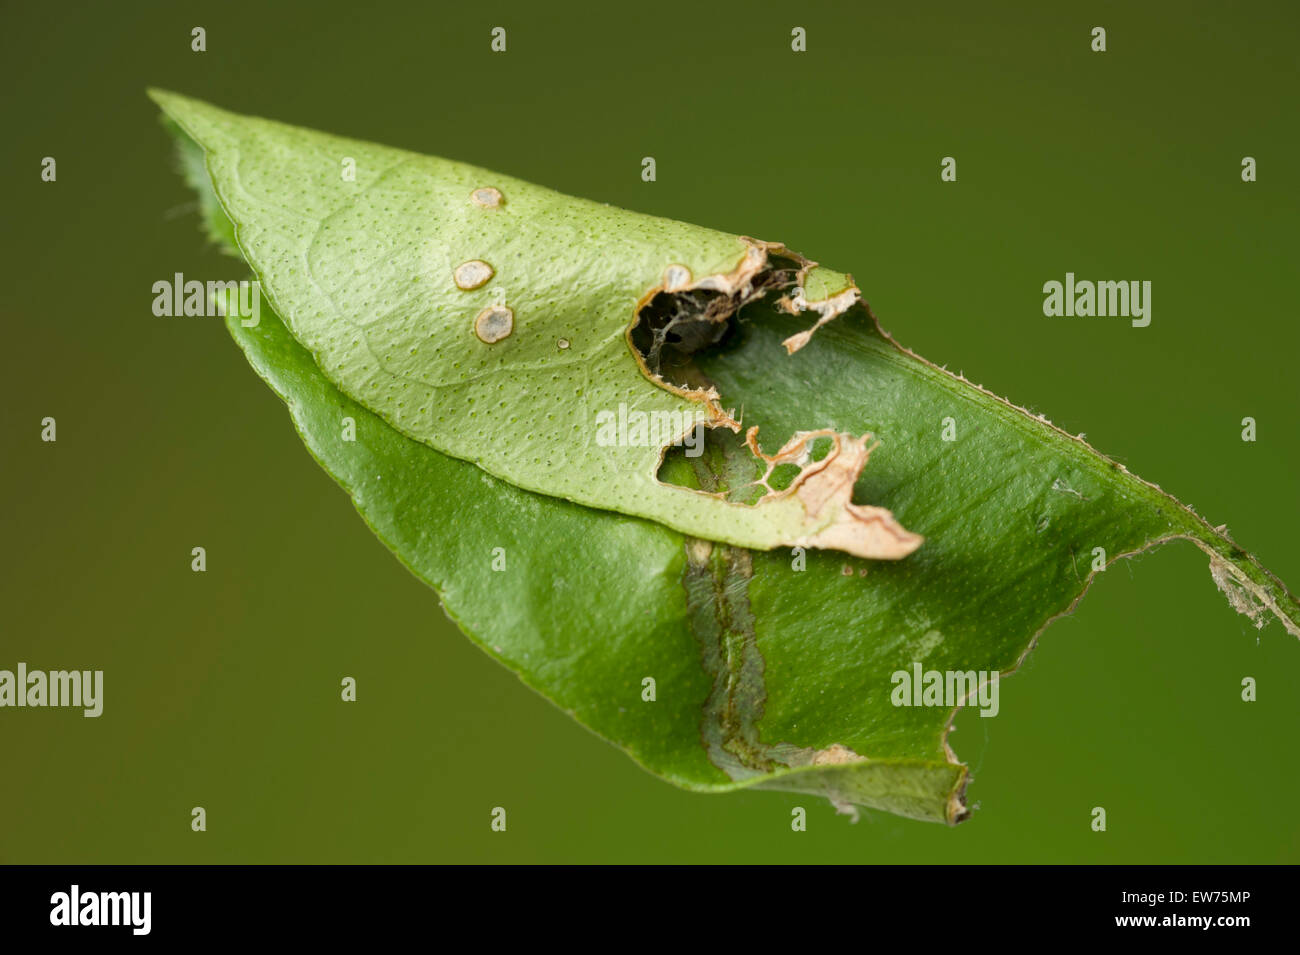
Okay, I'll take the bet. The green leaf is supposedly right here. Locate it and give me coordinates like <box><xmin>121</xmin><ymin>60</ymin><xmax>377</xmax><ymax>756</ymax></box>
<box><xmin>158</xmin><ymin>92</ymin><xmax>1299</xmax><ymax>824</ymax></box>
<box><xmin>148</xmin><ymin>89</ymin><xmax>919</xmax><ymax>560</ymax></box>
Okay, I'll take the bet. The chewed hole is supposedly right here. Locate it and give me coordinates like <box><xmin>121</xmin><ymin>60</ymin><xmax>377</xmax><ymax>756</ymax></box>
<box><xmin>767</xmin><ymin>462</ymin><xmax>803</xmax><ymax>491</ymax></box>
<box><xmin>635</xmin><ymin>253</ymin><xmax>831</xmax><ymax>505</ymax></box>
<box><xmin>628</xmin><ymin>255</ymin><xmax>803</xmax><ymax>391</ymax></box>
<box><xmin>631</xmin><ymin>288</ymin><xmax>736</xmax><ymax>384</ymax></box>
<box><xmin>656</xmin><ymin>426</ymin><xmax>767</xmax><ymax>504</ymax></box>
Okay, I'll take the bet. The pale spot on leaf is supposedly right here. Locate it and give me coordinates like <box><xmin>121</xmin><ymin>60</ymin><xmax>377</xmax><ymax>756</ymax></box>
<box><xmin>454</xmin><ymin>259</ymin><xmax>494</xmax><ymax>290</ymax></box>
<box><xmin>474</xmin><ymin>305</ymin><xmax>514</xmax><ymax>343</ymax></box>
<box><xmin>470</xmin><ymin>186</ymin><xmax>504</xmax><ymax>209</ymax></box>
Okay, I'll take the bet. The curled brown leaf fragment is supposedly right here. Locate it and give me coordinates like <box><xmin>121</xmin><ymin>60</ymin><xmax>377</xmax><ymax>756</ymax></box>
<box><xmin>779</xmin><ymin>284</ymin><xmax>862</xmax><ymax>354</ymax></box>
<box><xmin>746</xmin><ymin>428</ymin><xmax>924</xmax><ymax>560</ymax></box>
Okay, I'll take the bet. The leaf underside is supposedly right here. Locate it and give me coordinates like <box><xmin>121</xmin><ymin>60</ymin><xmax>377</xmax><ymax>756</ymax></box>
<box><xmin>158</xmin><ymin>91</ymin><xmax>1299</xmax><ymax>824</ymax></box>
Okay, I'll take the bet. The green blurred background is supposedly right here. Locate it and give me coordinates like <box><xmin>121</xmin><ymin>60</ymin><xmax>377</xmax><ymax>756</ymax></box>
<box><xmin>2</xmin><ymin>0</ymin><xmax>1297</xmax><ymax>862</ymax></box>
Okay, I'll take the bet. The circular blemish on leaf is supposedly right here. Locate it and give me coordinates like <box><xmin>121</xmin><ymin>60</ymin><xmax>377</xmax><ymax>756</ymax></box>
<box><xmin>470</xmin><ymin>186</ymin><xmax>504</xmax><ymax>209</ymax></box>
<box><xmin>474</xmin><ymin>305</ymin><xmax>514</xmax><ymax>343</ymax></box>
<box><xmin>454</xmin><ymin>259</ymin><xmax>494</xmax><ymax>290</ymax></box>
<box><xmin>662</xmin><ymin>264</ymin><xmax>692</xmax><ymax>292</ymax></box>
